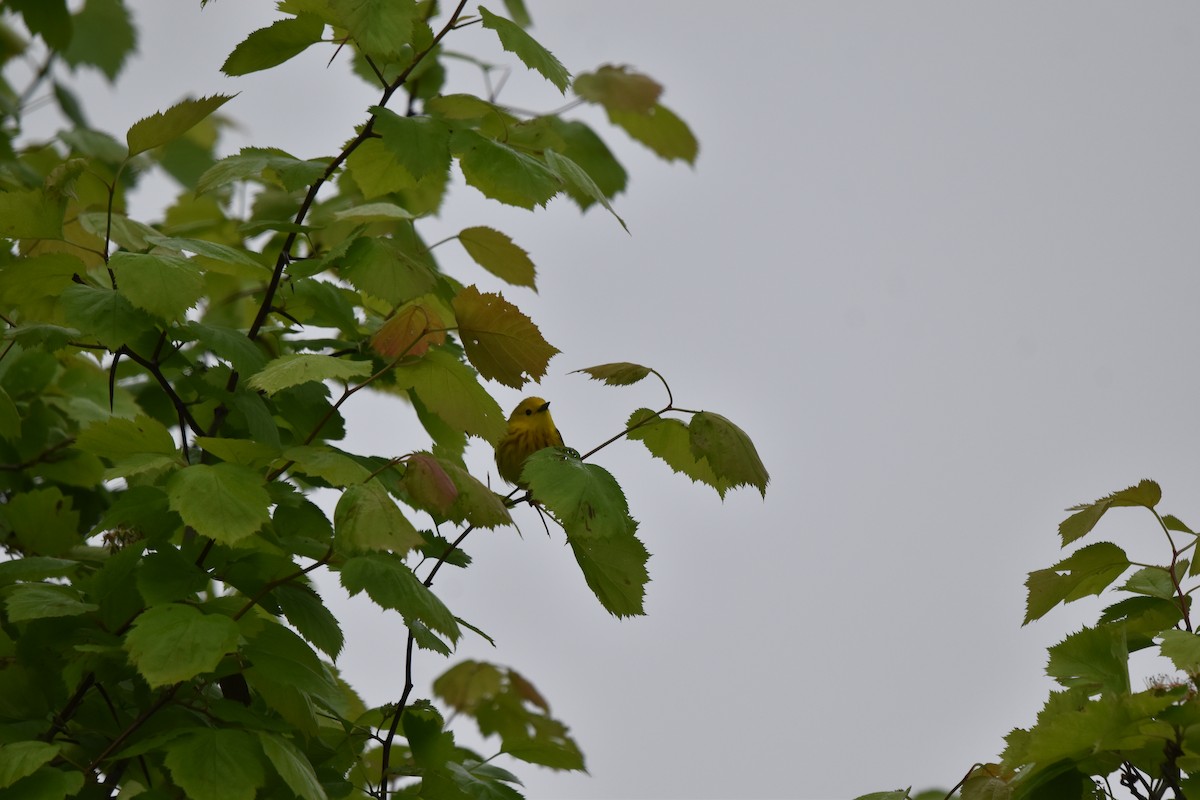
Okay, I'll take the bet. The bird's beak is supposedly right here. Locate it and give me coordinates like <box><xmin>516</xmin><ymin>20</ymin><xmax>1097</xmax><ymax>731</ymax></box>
<box><xmin>537</xmin><ymin>401</ymin><xmax>550</xmax><ymax>413</ymax></box>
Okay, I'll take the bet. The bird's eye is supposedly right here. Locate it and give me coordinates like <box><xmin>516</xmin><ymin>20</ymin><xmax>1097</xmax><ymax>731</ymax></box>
<box><xmin>524</xmin><ymin>409</ymin><xmax>532</xmax><ymax>416</ymax></box>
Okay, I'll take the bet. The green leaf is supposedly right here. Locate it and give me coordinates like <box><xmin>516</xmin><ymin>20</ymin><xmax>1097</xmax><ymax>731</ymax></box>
<box><xmin>78</xmin><ymin>210</ymin><xmax>161</xmax><ymax>251</ymax></box>
<box><xmin>328</xmin><ymin>0</ymin><xmax>416</xmax><ymax>61</ymax></box>
<box><xmin>544</xmin><ymin>149</ymin><xmax>627</xmax><ymax>231</ymax></box>
<box><xmin>625</xmin><ymin>409</ymin><xmax>722</xmax><ymax>493</ymax></box>
<box><xmin>247</xmin><ymin>353</ymin><xmax>373</xmax><ymax>396</ymax></box>
<box><xmin>1045</xmin><ymin>624</ymin><xmax>1129</xmax><ymax>694</ymax></box>
<box><xmin>178</xmin><ymin>322</ymin><xmax>269</xmax><ymax>375</ymax></box>
<box><xmin>574</xmin><ymin>362</ymin><xmax>652</xmax><ymax>386</ymax></box>
<box><xmin>59</xmin><ymin>284</ymin><xmax>158</xmax><ymax>349</ymax></box>
<box><xmin>574</xmin><ymin>65</ymin><xmax>662</xmax><ymax>113</ymax></box>
<box><xmin>1059</xmin><ymin>480</ymin><xmax>1161</xmax><ymax>545</ymax></box>
<box><xmin>125</xmin><ymin>604</ymin><xmax>241</xmax><ymax>687</ymax></box>
<box><xmin>478</xmin><ymin>7</ymin><xmax>569</xmax><ymax>93</ymax></box>
<box><xmin>257</xmin><ymin>733</ymin><xmax>327</xmax><ymax>800</ymax></box>
<box><xmin>523</xmin><ymin>448</ymin><xmax>635</xmax><ymax>540</ymax></box>
<box><xmin>333</xmin><ymin>481</ymin><xmax>424</xmax><ymax>554</ymax></box>
<box><xmin>0</xmin><ymin>387</ymin><xmax>20</xmax><ymax>441</ymax></box>
<box><xmin>196</xmin><ymin>147</ymin><xmax>327</xmax><ymax>194</ymax></box>
<box><xmin>5</xmin><ymin>487</ymin><xmax>81</xmax><ymax>556</ymax></box>
<box><xmin>607</xmin><ymin>103</ymin><xmax>698</xmax><ymax>164</ymax></box>
<box><xmin>340</xmin><ymin>554</ymin><xmax>460</xmax><ymax>641</ymax></box>
<box><xmin>544</xmin><ymin>119</ymin><xmax>628</xmax><ymax>211</ymax></box>
<box><xmin>0</xmin><ymin>189</ymin><xmax>65</xmax><ymax>239</ymax></box>
<box><xmin>0</xmin><ymin>253</ymin><xmax>83</xmax><ymax>305</ymax></box>
<box><xmin>1024</xmin><ymin>542</ymin><xmax>1130</xmax><ymax>624</ymax></box>
<box><xmin>458</xmin><ymin>226</ymin><xmax>536</xmax><ymax>289</ymax></box>
<box><xmin>1121</xmin><ymin>566</ymin><xmax>1177</xmax><ymax>600</ymax></box>
<box><xmin>0</xmin><ymin>742</ymin><xmax>62</xmax><ymax>790</ymax></box>
<box><xmin>338</xmin><ymin>236</ymin><xmax>436</xmax><ymax>305</ymax></box>
<box><xmin>242</xmin><ymin>623</ymin><xmax>343</xmax><ymax>707</ymax></box>
<box><xmin>392</xmin><ymin>348</ymin><xmax>507</xmax><ymax>443</ymax></box>
<box><xmin>127</xmin><ymin>94</ymin><xmax>236</xmax><ymax>156</ymax></box>
<box><xmin>61</xmin><ymin>0</ymin><xmax>136</xmax><ymax>81</ymax></box>
<box><xmin>7</xmin><ymin>0</ymin><xmax>71</xmax><ymax>50</ymax></box>
<box><xmin>455</xmin><ymin>129</ymin><xmax>561</xmax><ymax>209</ymax></box>
<box><xmin>167</xmin><ymin>463</ymin><xmax>272</xmax><ymax>544</ymax></box>
<box><xmin>4</xmin><ymin>583</ymin><xmax>97</xmax><ymax>622</ymax></box>
<box><xmin>373</xmin><ymin>107</ymin><xmax>451</xmax><ymax>181</ymax></box>
<box><xmin>1018</xmin><ymin>690</ymin><xmax>1176</xmax><ymax>767</ymax></box>
<box><xmin>275</xmin><ymin>584</ymin><xmax>344</xmax><ymax>660</ymax></box>
<box><xmin>0</xmin><ymin>557</ymin><xmax>79</xmax><ymax>585</ymax></box>
<box><xmin>146</xmin><ymin>236</ymin><xmax>268</xmax><ymax>271</ymax></box>
<box><xmin>286</xmin><ymin>444</ymin><xmax>372</xmax><ymax>486</ymax></box>
<box><xmin>222</xmin><ymin>13</ymin><xmax>325</xmax><ymax>76</ymax></box>
<box><xmin>77</xmin><ymin>415</ymin><xmax>177</xmax><ymax>459</ymax></box>
<box><xmin>501</xmin><ymin>0</ymin><xmax>531</xmax><ymax>27</ymax></box>
<box><xmin>109</xmin><ymin>252</ymin><xmax>205</xmax><ymax>321</ymax></box>
<box><xmin>434</xmin><ymin>457</ymin><xmax>513</xmax><ymax>529</ymax></box>
<box><xmin>1159</xmin><ymin>630</ymin><xmax>1200</xmax><ymax>672</ymax></box>
<box><xmin>332</xmin><ymin>201</ymin><xmax>415</xmax><ymax>223</ymax></box>
<box><xmin>193</xmin><ymin>437</ymin><xmax>279</xmax><ymax>467</ymax></box>
<box><xmin>568</xmin><ymin>524</ymin><xmax>650</xmax><ymax>618</ymax></box>
<box><xmin>452</xmin><ymin>285</ymin><xmax>559</xmax><ymax>388</ymax></box>
<box><xmin>136</xmin><ymin>546</ymin><xmax>210</xmax><ymax>604</ymax></box>
<box><xmin>689</xmin><ymin>411</ymin><xmax>769</xmax><ymax>498</ymax></box>
<box><xmin>344</xmin><ymin>138</ymin><xmax>419</xmax><ymax>199</ymax></box>
<box><xmin>54</xmin><ymin>78</ymin><xmax>88</xmax><ymax>125</ymax></box>
<box><xmin>163</xmin><ymin>729</ymin><xmax>265</xmax><ymax>800</ymax></box>
<box><xmin>2</xmin><ymin>767</ymin><xmax>83</xmax><ymax>800</ymax></box>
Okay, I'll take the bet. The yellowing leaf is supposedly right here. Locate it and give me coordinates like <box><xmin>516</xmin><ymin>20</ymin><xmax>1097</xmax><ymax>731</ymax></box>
<box><xmin>574</xmin><ymin>65</ymin><xmax>662</xmax><ymax>113</ymax></box>
<box><xmin>458</xmin><ymin>226</ymin><xmax>536</xmax><ymax>289</ymax></box>
<box><xmin>371</xmin><ymin>298</ymin><xmax>447</xmax><ymax>358</ymax></box>
<box><xmin>126</xmin><ymin>94</ymin><xmax>235</xmax><ymax>156</ymax></box>
<box><xmin>452</xmin><ymin>285</ymin><xmax>559</xmax><ymax>389</ymax></box>
<box><xmin>573</xmin><ymin>362</ymin><xmax>652</xmax><ymax>386</ymax></box>
<box><xmin>607</xmin><ymin>102</ymin><xmax>698</xmax><ymax>165</ymax></box>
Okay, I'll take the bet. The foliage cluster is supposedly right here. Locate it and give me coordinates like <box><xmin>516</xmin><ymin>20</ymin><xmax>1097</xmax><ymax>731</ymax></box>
<box><xmin>0</xmin><ymin>2</ymin><xmax>767</xmax><ymax>798</ymax></box>
<box><xmin>860</xmin><ymin>480</ymin><xmax>1200</xmax><ymax>800</ymax></box>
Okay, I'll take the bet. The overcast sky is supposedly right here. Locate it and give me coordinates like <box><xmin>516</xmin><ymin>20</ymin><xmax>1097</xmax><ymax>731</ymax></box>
<box><xmin>36</xmin><ymin>2</ymin><xmax>1200</xmax><ymax>798</ymax></box>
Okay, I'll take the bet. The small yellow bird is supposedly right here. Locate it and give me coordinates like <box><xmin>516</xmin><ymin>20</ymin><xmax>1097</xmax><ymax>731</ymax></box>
<box><xmin>495</xmin><ymin>396</ymin><xmax>565</xmax><ymax>488</ymax></box>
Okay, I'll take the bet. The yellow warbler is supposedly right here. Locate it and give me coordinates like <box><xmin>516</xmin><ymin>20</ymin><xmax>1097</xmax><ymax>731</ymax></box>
<box><xmin>495</xmin><ymin>396</ymin><xmax>565</xmax><ymax>488</ymax></box>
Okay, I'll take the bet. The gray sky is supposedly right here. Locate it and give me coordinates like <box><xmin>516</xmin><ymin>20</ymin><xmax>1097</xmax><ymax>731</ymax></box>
<box><xmin>42</xmin><ymin>2</ymin><xmax>1200</xmax><ymax>798</ymax></box>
